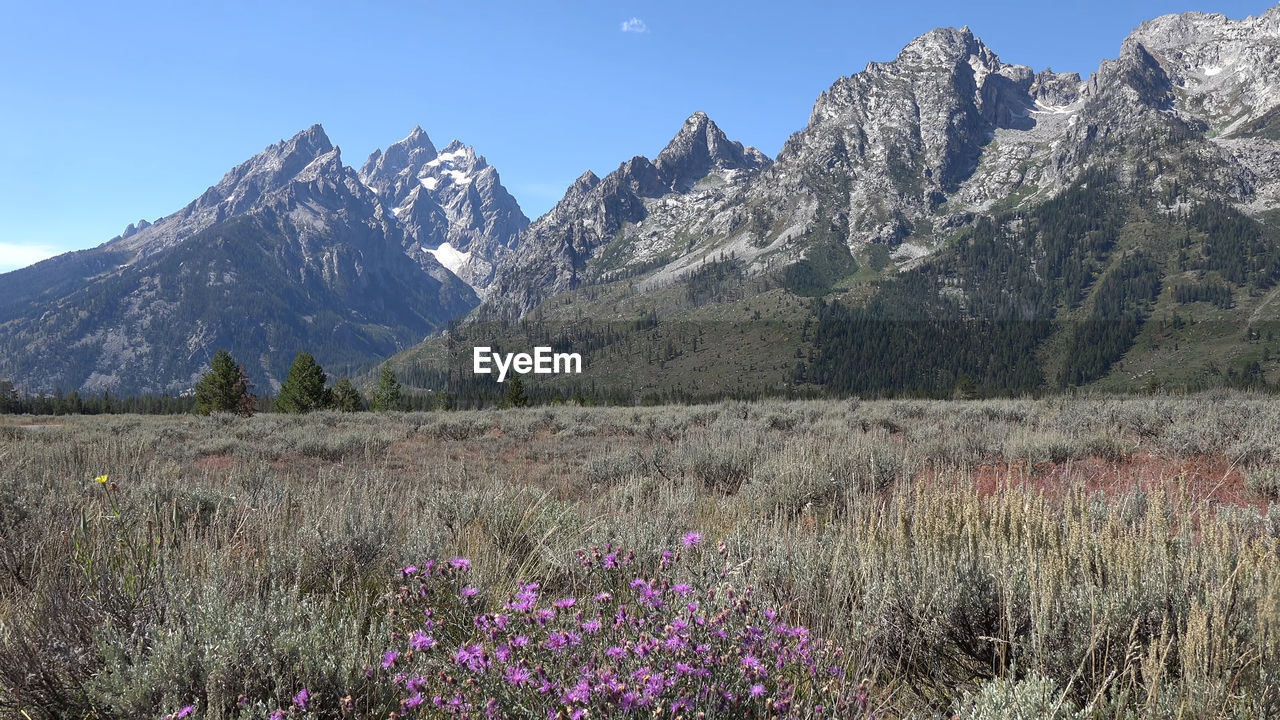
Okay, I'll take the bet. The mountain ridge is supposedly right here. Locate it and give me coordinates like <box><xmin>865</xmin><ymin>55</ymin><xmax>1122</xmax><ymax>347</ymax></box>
<box><xmin>5</xmin><ymin>7</ymin><xmax>1280</xmax><ymax>399</ymax></box>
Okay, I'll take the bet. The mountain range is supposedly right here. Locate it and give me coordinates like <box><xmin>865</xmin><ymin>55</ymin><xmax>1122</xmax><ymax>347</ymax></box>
<box><xmin>3</xmin><ymin>7</ymin><xmax>1280</xmax><ymax>399</ymax></box>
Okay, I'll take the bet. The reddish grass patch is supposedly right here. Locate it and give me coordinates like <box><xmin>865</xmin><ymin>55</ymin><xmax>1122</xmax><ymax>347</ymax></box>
<box><xmin>195</xmin><ymin>454</ymin><xmax>236</xmax><ymax>471</ymax></box>
<box><xmin>962</xmin><ymin>452</ymin><xmax>1265</xmax><ymax>512</ymax></box>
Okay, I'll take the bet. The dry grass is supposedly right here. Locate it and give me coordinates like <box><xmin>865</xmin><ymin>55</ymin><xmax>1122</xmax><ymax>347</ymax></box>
<box><xmin>2</xmin><ymin>392</ymin><xmax>1280</xmax><ymax>718</ymax></box>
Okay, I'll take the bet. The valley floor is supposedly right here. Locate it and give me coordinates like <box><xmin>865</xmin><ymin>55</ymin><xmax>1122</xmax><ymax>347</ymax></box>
<box><xmin>3</xmin><ymin>393</ymin><xmax>1280</xmax><ymax>718</ymax></box>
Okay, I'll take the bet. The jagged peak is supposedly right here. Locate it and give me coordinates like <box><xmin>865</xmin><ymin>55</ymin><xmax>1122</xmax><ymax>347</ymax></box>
<box><xmin>186</xmin><ymin>124</ymin><xmax>336</xmax><ymax>214</ymax></box>
<box><xmin>439</xmin><ymin>139</ymin><xmax>472</xmax><ymax>155</ymax></box>
<box><xmin>654</xmin><ymin>111</ymin><xmax>769</xmax><ymax>192</ymax></box>
<box><xmin>683</xmin><ymin>110</ymin><xmax>711</xmax><ymax>128</ymax></box>
<box><xmin>274</xmin><ymin>124</ymin><xmax>333</xmax><ymax>159</ymax></box>
<box><xmin>421</xmin><ymin>141</ymin><xmax>488</xmax><ymax>180</ymax></box>
<box><xmin>897</xmin><ymin>25</ymin><xmax>981</xmax><ymax>64</ymax></box>
<box><xmin>1129</xmin><ymin>8</ymin><xmax>1280</xmax><ymax>53</ymax></box>
<box><xmin>360</xmin><ymin>126</ymin><xmax>439</xmax><ymax>190</ymax></box>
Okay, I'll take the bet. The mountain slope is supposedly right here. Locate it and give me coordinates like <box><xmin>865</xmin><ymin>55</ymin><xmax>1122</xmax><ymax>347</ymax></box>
<box><xmin>0</xmin><ymin>126</ymin><xmax>477</xmax><ymax>394</ymax></box>
<box><xmin>391</xmin><ymin>8</ymin><xmax>1280</xmax><ymax>404</ymax></box>
<box><xmin>486</xmin><ymin>111</ymin><xmax>772</xmax><ymax>316</ymax></box>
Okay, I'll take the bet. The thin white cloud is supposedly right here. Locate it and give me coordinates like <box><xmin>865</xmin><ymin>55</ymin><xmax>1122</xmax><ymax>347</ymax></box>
<box><xmin>0</xmin><ymin>242</ymin><xmax>62</xmax><ymax>272</ymax></box>
<box><xmin>620</xmin><ymin>17</ymin><xmax>648</xmax><ymax>33</ymax></box>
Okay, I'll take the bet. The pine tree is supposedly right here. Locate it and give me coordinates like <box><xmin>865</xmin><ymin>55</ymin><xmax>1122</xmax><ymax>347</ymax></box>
<box><xmin>332</xmin><ymin>376</ymin><xmax>363</xmax><ymax>412</ymax></box>
<box><xmin>275</xmin><ymin>352</ymin><xmax>330</xmax><ymax>413</ymax></box>
<box><xmin>432</xmin><ymin>391</ymin><xmax>454</xmax><ymax>411</ymax></box>
<box><xmin>194</xmin><ymin>349</ymin><xmax>255</xmax><ymax>416</ymax></box>
<box><xmin>503</xmin><ymin>375</ymin><xmax>529</xmax><ymax>408</ymax></box>
<box><xmin>372</xmin><ymin>365</ymin><xmax>402</xmax><ymax>412</ymax></box>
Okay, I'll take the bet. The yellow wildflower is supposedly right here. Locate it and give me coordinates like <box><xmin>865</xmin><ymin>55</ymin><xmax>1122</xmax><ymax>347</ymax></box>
<box><xmin>94</xmin><ymin>474</ymin><xmax>108</xmax><ymax>485</ymax></box>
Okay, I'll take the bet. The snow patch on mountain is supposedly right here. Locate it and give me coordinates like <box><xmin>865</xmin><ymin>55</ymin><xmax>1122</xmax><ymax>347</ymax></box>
<box><xmin>424</xmin><ymin>242</ymin><xmax>471</xmax><ymax>275</ymax></box>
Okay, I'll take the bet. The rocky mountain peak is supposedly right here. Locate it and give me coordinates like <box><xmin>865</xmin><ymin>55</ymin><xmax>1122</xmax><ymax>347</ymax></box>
<box><xmin>119</xmin><ymin>218</ymin><xmax>151</xmax><ymax>239</ymax></box>
<box><xmin>359</xmin><ymin>126</ymin><xmax>440</xmax><ymax>195</ymax></box>
<box><xmin>106</xmin><ymin>125</ymin><xmax>344</xmax><ymax>256</ymax></box>
<box><xmin>424</xmin><ymin>141</ymin><xmax>489</xmax><ymax>181</ymax></box>
<box><xmin>202</xmin><ymin>124</ymin><xmax>335</xmax><ymax>205</ymax></box>
<box><xmin>653</xmin><ymin>111</ymin><xmax>772</xmax><ymax>192</ymax></box>
<box><xmin>896</xmin><ymin>25</ymin><xmax>979</xmax><ymax>66</ymax></box>
<box><xmin>570</xmin><ymin>170</ymin><xmax>600</xmax><ymax>194</ymax></box>
<box><xmin>283</xmin><ymin>124</ymin><xmax>334</xmax><ymax>158</ymax></box>
<box><xmin>354</xmin><ymin>129</ymin><xmax>527</xmax><ymax>293</ymax></box>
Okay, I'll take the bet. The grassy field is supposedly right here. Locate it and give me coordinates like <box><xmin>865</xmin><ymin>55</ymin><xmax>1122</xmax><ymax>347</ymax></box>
<box><xmin>4</xmin><ymin>393</ymin><xmax>1280</xmax><ymax>718</ymax></box>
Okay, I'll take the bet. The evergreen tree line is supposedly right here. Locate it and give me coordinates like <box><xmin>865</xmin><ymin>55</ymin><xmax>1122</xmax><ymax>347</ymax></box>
<box><xmin>1170</xmin><ymin>280</ymin><xmax>1235</xmax><ymax>309</ymax></box>
<box><xmin>0</xmin><ymin>350</ymin><xmax>405</xmax><ymax>417</ymax></box>
<box><xmin>1057</xmin><ymin>254</ymin><xmax>1163</xmax><ymax>387</ymax></box>
<box><xmin>0</xmin><ymin>380</ymin><xmax>195</xmax><ymax>415</ymax></box>
<box><xmin>191</xmin><ymin>349</ymin><xmax>409</xmax><ymax>415</ymax></box>
<box><xmin>806</xmin><ymin>169</ymin><xmax>1279</xmax><ymax>397</ymax></box>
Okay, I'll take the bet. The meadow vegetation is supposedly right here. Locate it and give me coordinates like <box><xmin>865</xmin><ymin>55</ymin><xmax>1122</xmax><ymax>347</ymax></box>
<box><xmin>3</xmin><ymin>393</ymin><xmax>1280</xmax><ymax>718</ymax></box>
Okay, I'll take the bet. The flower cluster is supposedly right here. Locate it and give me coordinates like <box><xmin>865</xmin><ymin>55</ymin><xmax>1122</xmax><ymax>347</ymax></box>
<box><xmin>375</xmin><ymin>540</ymin><xmax>857</xmax><ymax>718</ymax></box>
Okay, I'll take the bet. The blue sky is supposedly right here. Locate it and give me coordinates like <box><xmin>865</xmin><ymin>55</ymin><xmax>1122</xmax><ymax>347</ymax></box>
<box><xmin>1</xmin><ymin>0</ymin><xmax>1275</xmax><ymax>272</ymax></box>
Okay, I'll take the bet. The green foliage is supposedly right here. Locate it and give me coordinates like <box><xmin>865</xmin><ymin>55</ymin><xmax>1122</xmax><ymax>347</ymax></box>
<box><xmin>1187</xmin><ymin>199</ymin><xmax>1280</xmax><ymax>288</ymax></box>
<box><xmin>1246</xmin><ymin>466</ymin><xmax>1280</xmax><ymax>499</ymax></box>
<box><xmin>371</xmin><ymin>365</ymin><xmax>402</xmax><ymax>412</ymax></box>
<box><xmin>0</xmin><ymin>380</ymin><xmax>18</xmax><ymax>413</ymax></box>
<box><xmin>331</xmin><ymin>376</ymin><xmax>363</xmax><ymax>413</ymax></box>
<box><xmin>193</xmin><ymin>349</ymin><xmax>255</xmax><ymax>416</ymax></box>
<box><xmin>1058</xmin><ymin>253</ymin><xmax>1162</xmax><ymax>386</ymax></box>
<box><xmin>955</xmin><ymin>673</ymin><xmax>1082</xmax><ymax>720</ymax></box>
<box><xmin>503</xmin><ymin>375</ymin><xmax>529</xmax><ymax>408</ymax></box>
<box><xmin>1171</xmin><ymin>279</ymin><xmax>1234</xmax><ymax>308</ymax></box>
<box><xmin>274</xmin><ymin>352</ymin><xmax>330</xmax><ymax>414</ymax></box>
<box><xmin>781</xmin><ymin>239</ymin><xmax>858</xmax><ymax>297</ymax></box>
<box><xmin>684</xmin><ymin>253</ymin><xmax>745</xmax><ymax>305</ymax></box>
<box><xmin>805</xmin><ymin>169</ymin><xmax>1180</xmax><ymax>396</ymax></box>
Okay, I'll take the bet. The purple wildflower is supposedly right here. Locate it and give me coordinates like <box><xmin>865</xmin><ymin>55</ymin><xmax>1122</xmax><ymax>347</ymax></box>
<box><xmin>382</xmin><ymin>649</ymin><xmax>399</xmax><ymax>668</ymax></box>
<box><xmin>292</xmin><ymin>688</ymin><xmax>309</xmax><ymax>709</ymax></box>
<box><xmin>505</xmin><ymin>665</ymin><xmax>532</xmax><ymax>686</ymax></box>
<box><xmin>683</xmin><ymin>531</ymin><xmax>702</xmax><ymax>547</ymax></box>
<box><xmin>410</xmin><ymin>631</ymin><xmax>436</xmax><ymax>650</ymax></box>
<box><xmin>449</xmin><ymin>557</ymin><xmax>471</xmax><ymax>570</ymax></box>
<box><xmin>454</xmin><ymin>643</ymin><xmax>488</xmax><ymax>672</ymax></box>
<box><xmin>750</xmin><ymin>683</ymin><xmax>766</xmax><ymax>698</ymax></box>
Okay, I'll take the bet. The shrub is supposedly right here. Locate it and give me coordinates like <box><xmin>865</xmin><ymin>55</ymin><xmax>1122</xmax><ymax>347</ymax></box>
<box><xmin>1247</xmin><ymin>467</ymin><xmax>1280</xmax><ymax>499</ymax></box>
<box><xmin>954</xmin><ymin>672</ymin><xmax>1082</xmax><ymax>720</ymax></box>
